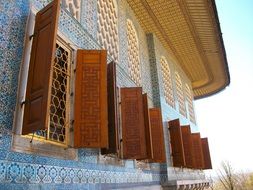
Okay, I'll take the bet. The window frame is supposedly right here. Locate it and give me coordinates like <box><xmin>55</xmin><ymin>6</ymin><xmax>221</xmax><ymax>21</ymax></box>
<box><xmin>12</xmin><ymin>7</ymin><xmax>77</xmax><ymax>160</ymax></box>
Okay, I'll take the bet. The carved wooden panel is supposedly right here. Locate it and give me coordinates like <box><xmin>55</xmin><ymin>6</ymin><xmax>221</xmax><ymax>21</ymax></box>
<box><xmin>168</xmin><ymin>119</ymin><xmax>186</xmax><ymax>167</ymax></box>
<box><xmin>101</xmin><ymin>61</ymin><xmax>118</xmax><ymax>154</ymax></box>
<box><xmin>149</xmin><ymin>108</ymin><xmax>166</xmax><ymax>163</ymax></box>
<box><xmin>201</xmin><ymin>138</ymin><xmax>212</xmax><ymax>169</ymax></box>
<box><xmin>142</xmin><ymin>93</ymin><xmax>152</xmax><ymax>159</ymax></box>
<box><xmin>74</xmin><ymin>50</ymin><xmax>108</xmax><ymax>148</ymax></box>
<box><xmin>181</xmin><ymin>125</ymin><xmax>194</xmax><ymax>168</ymax></box>
<box><xmin>23</xmin><ymin>0</ymin><xmax>60</xmax><ymax>135</ymax></box>
<box><xmin>121</xmin><ymin>87</ymin><xmax>146</xmax><ymax>159</ymax></box>
<box><xmin>191</xmin><ymin>133</ymin><xmax>204</xmax><ymax>169</ymax></box>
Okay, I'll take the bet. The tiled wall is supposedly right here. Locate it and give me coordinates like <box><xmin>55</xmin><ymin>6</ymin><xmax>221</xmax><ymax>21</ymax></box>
<box><xmin>0</xmin><ymin>0</ymin><xmax>202</xmax><ymax>189</ymax></box>
<box><xmin>0</xmin><ymin>0</ymin><xmax>167</xmax><ymax>189</ymax></box>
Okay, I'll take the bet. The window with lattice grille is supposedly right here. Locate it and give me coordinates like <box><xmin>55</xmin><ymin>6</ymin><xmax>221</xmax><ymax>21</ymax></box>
<box><xmin>185</xmin><ymin>84</ymin><xmax>196</xmax><ymax>123</ymax></box>
<box><xmin>31</xmin><ymin>39</ymin><xmax>72</xmax><ymax>145</ymax></box>
<box><xmin>160</xmin><ymin>57</ymin><xmax>174</xmax><ymax>107</ymax></box>
<box><xmin>175</xmin><ymin>72</ymin><xmax>186</xmax><ymax>116</ymax></box>
<box><xmin>127</xmin><ymin>19</ymin><xmax>141</xmax><ymax>86</ymax></box>
<box><xmin>97</xmin><ymin>0</ymin><xmax>119</xmax><ymax>62</ymax></box>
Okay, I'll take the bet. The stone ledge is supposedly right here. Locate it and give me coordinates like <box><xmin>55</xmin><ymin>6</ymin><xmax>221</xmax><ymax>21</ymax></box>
<box><xmin>162</xmin><ymin>179</ymin><xmax>210</xmax><ymax>190</ymax></box>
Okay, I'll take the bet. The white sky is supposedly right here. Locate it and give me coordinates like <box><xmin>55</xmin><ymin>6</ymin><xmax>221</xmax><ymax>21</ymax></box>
<box><xmin>195</xmin><ymin>0</ymin><xmax>253</xmax><ymax>173</ymax></box>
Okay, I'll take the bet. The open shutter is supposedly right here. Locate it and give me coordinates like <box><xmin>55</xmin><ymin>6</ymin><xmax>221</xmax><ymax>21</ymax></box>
<box><xmin>181</xmin><ymin>125</ymin><xmax>194</xmax><ymax>168</ymax></box>
<box><xmin>22</xmin><ymin>0</ymin><xmax>60</xmax><ymax>135</ymax></box>
<box><xmin>168</xmin><ymin>119</ymin><xmax>186</xmax><ymax>167</ymax></box>
<box><xmin>201</xmin><ymin>138</ymin><xmax>212</xmax><ymax>169</ymax></box>
<box><xmin>121</xmin><ymin>87</ymin><xmax>147</xmax><ymax>159</ymax></box>
<box><xmin>149</xmin><ymin>108</ymin><xmax>166</xmax><ymax>163</ymax></box>
<box><xmin>74</xmin><ymin>50</ymin><xmax>108</xmax><ymax>148</ymax></box>
<box><xmin>142</xmin><ymin>93</ymin><xmax>152</xmax><ymax>159</ymax></box>
<box><xmin>191</xmin><ymin>133</ymin><xmax>204</xmax><ymax>169</ymax></box>
<box><xmin>101</xmin><ymin>61</ymin><xmax>118</xmax><ymax>154</ymax></box>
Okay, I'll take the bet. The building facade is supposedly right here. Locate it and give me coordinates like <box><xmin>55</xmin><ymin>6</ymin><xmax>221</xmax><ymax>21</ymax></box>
<box><xmin>0</xmin><ymin>0</ymin><xmax>229</xmax><ymax>189</ymax></box>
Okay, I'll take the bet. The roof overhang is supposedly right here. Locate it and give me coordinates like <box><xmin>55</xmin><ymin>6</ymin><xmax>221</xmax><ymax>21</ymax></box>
<box><xmin>126</xmin><ymin>0</ymin><xmax>230</xmax><ymax>99</ymax></box>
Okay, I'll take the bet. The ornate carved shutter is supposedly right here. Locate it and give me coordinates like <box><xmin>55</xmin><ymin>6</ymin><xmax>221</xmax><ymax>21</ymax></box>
<box><xmin>168</xmin><ymin>119</ymin><xmax>186</xmax><ymax>167</ymax></box>
<box><xmin>142</xmin><ymin>93</ymin><xmax>152</xmax><ymax>159</ymax></box>
<box><xmin>181</xmin><ymin>125</ymin><xmax>194</xmax><ymax>168</ymax></box>
<box><xmin>149</xmin><ymin>108</ymin><xmax>166</xmax><ymax>163</ymax></box>
<box><xmin>22</xmin><ymin>0</ymin><xmax>60</xmax><ymax>135</ymax></box>
<box><xmin>74</xmin><ymin>50</ymin><xmax>108</xmax><ymax>148</ymax></box>
<box><xmin>121</xmin><ymin>87</ymin><xmax>147</xmax><ymax>159</ymax></box>
<box><xmin>201</xmin><ymin>138</ymin><xmax>212</xmax><ymax>169</ymax></box>
<box><xmin>191</xmin><ymin>133</ymin><xmax>204</xmax><ymax>169</ymax></box>
<box><xmin>101</xmin><ymin>61</ymin><xmax>118</xmax><ymax>154</ymax></box>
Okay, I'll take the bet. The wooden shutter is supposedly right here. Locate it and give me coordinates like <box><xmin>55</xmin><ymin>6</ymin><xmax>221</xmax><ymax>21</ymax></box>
<box><xmin>201</xmin><ymin>138</ymin><xmax>212</xmax><ymax>169</ymax></box>
<box><xmin>168</xmin><ymin>119</ymin><xmax>186</xmax><ymax>167</ymax></box>
<box><xmin>142</xmin><ymin>93</ymin><xmax>152</xmax><ymax>159</ymax></box>
<box><xmin>121</xmin><ymin>87</ymin><xmax>147</xmax><ymax>159</ymax></box>
<box><xmin>181</xmin><ymin>125</ymin><xmax>194</xmax><ymax>168</ymax></box>
<box><xmin>74</xmin><ymin>50</ymin><xmax>108</xmax><ymax>148</ymax></box>
<box><xmin>149</xmin><ymin>108</ymin><xmax>166</xmax><ymax>163</ymax></box>
<box><xmin>101</xmin><ymin>61</ymin><xmax>118</xmax><ymax>154</ymax></box>
<box><xmin>191</xmin><ymin>133</ymin><xmax>204</xmax><ymax>169</ymax></box>
<box><xmin>22</xmin><ymin>0</ymin><xmax>60</xmax><ymax>135</ymax></box>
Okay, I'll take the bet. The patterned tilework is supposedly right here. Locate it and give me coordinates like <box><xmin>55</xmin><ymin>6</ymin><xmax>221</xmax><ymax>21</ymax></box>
<box><xmin>146</xmin><ymin>33</ymin><xmax>161</xmax><ymax>107</ymax></box>
<box><xmin>175</xmin><ymin>72</ymin><xmax>187</xmax><ymax>117</ymax></box>
<box><xmin>126</xmin><ymin>19</ymin><xmax>142</xmax><ymax>86</ymax></box>
<box><xmin>80</xmin><ymin>0</ymin><xmax>97</xmax><ymax>39</ymax></box>
<box><xmin>160</xmin><ymin>57</ymin><xmax>175</xmax><ymax>108</ymax></box>
<box><xmin>0</xmin><ymin>0</ymin><xmax>168</xmax><ymax>188</ymax></box>
<box><xmin>0</xmin><ymin>160</ymin><xmax>166</xmax><ymax>185</ymax></box>
<box><xmin>117</xmin><ymin>0</ymin><xmax>153</xmax><ymax>99</ymax></box>
<box><xmin>185</xmin><ymin>84</ymin><xmax>196</xmax><ymax>124</ymax></box>
<box><xmin>62</xmin><ymin>0</ymin><xmax>81</xmax><ymax>21</ymax></box>
<box><xmin>0</xmin><ymin>0</ymin><xmax>29</xmax><ymax>131</ymax></box>
<box><xmin>0</xmin><ymin>0</ymin><xmax>206</xmax><ymax>188</ymax></box>
<box><xmin>97</xmin><ymin>0</ymin><xmax>119</xmax><ymax>62</ymax></box>
<box><xmin>146</xmin><ymin>34</ymin><xmax>204</xmax><ymax>177</ymax></box>
<box><xmin>78</xmin><ymin>149</ymin><xmax>99</xmax><ymax>164</ymax></box>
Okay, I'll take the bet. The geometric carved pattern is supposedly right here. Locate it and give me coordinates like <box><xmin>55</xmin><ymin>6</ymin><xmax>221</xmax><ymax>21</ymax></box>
<box><xmin>181</xmin><ymin>125</ymin><xmax>194</xmax><ymax>168</ymax></box>
<box><xmin>81</xmin><ymin>66</ymin><xmax>100</xmax><ymax>143</ymax></box>
<box><xmin>185</xmin><ymin>84</ymin><xmax>196</xmax><ymax>123</ymax></box>
<box><xmin>201</xmin><ymin>138</ymin><xmax>212</xmax><ymax>170</ymax></box>
<box><xmin>97</xmin><ymin>0</ymin><xmax>119</xmax><ymax>62</ymax></box>
<box><xmin>160</xmin><ymin>57</ymin><xmax>174</xmax><ymax>107</ymax></box>
<box><xmin>127</xmin><ymin>19</ymin><xmax>141</xmax><ymax>86</ymax></box>
<box><xmin>29</xmin><ymin>40</ymin><xmax>71</xmax><ymax>144</ymax></box>
<box><xmin>168</xmin><ymin>119</ymin><xmax>186</xmax><ymax>167</ymax></box>
<box><xmin>191</xmin><ymin>133</ymin><xmax>204</xmax><ymax>169</ymax></box>
<box><xmin>74</xmin><ymin>50</ymin><xmax>108</xmax><ymax>148</ymax></box>
<box><xmin>48</xmin><ymin>41</ymin><xmax>71</xmax><ymax>143</ymax></box>
<box><xmin>121</xmin><ymin>87</ymin><xmax>146</xmax><ymax>159</ymax></box>
<box><xmin>149</xmin><ymin>108</ymin><xmax>166</xmax><ymax>163</ymax></box>
<box><xmin>175</xmin><ymin>72</ymin><xmax>186</xmax><ymax>117</ymax></box>
<box><xmin>62</xmin><ymin>0</ymin><xmax>81</xmax><ymax>21</ymax></box>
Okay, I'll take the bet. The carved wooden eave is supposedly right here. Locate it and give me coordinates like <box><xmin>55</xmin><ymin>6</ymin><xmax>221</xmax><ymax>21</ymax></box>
<box><xmin>127</xmin><ymin>0</ymin><xmax>230</xmax><ymax>99</ymax></box>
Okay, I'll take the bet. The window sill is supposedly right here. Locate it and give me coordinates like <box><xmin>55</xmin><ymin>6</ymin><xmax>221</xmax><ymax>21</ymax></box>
<box><xmin>11</xmin><ymin>134</ymin><xmax>78</xmax><ymax>160</ymax></box>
